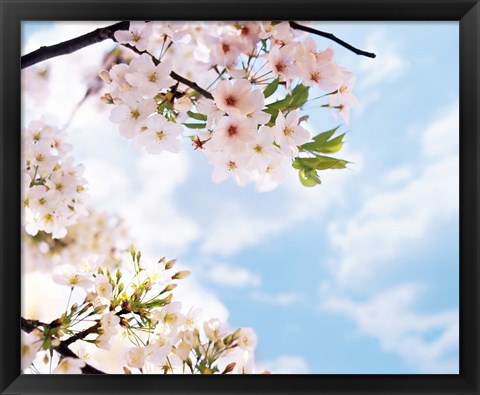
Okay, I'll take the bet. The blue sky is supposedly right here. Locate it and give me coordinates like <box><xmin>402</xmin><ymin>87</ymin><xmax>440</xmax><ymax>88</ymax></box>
<box><xmin>22</xmin><ymin>21</ymin><xmax>459</xmax><ymax>374</ymax></box>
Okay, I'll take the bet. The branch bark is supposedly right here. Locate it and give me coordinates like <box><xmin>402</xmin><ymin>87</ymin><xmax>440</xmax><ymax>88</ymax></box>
<box><xmin>289</xmin><ymin>21</ymin><xmax>376</xmax><ymax>58</ymax></box>
<box><xmin>21</xmin><ymin>317</ymin><xmax>106</xmax><ymax>374</ymax></box>
<box><xmin>21</xmin><ymin>21</ymin><xmax>214</xmax><ymax>100</ymax></box>
<box><xmin>21</xmin><ymin>21</ymin><xmax>130</xmax><ymax>69</ymax></box>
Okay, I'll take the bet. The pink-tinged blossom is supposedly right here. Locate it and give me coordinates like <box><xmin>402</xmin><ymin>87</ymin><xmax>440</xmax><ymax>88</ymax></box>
<box><xmin>210</xmin><ymin>114</ymin><xmax>256</xmax><ymax>153</ymax></box>
<box><xmin>213</xmin><ymin>79</ymin><xmax>257</xmax><ymax>115</ymax></box>
<box><xmin>109</xmin><ymin>92</ymin><xmax>157</xmax><ymax>139</ymax></box>
<box><xmin>206</xmin><ymin>150</ymin><xmax>250</xmax><ymax>187</ymax></box>
<box><xmin>209</xmin><ymin>34</ymin><xmax>244</xmax><ymax>66</ymax></box>
<box><xmin>296</xmin><ymin>52</ymin><xmax>340</xmax><ymax>92</ymax></box>
<box><xmin>133</xmin><ymin>114</ymin><xmax>183</xmax><ymax>154</ymax></box>
<box><xmin>114</xmin><ymin>22</ymin><xmax>153</xmax><ymax>52</ymax></box>
<box><xmin>268</xmin><ymin>44</ymin><xmax>297</xmax><ymax>82</ymax></box>
<box><xmin>254</xmin><ymin>154</ymin><xmax>288</xmax><ymax>192</ymax></box>
<box><xmin>271</xmin><ymin>110</ymin><xmax>311</xmax><ymax>157</ymax></box>
<box><xmin>246</xmin><ymin>90</ymin><xmax>271</xmax><ymax>125</ymax></box>
<box><xmin>244</xmin><ymin>125</ymin><xmax>282</xmax><ymax>171</ymax></box>
<box><xmin>260</xmin><ymin>21</ymin><xmax>294</xmax><ymax>44</ymax></box>
<box><xmin>124</xmin><ymin>54</ymin><xmax>176</xmax><ymax>96</ymax></box>
<box><xmin>238</xmin><ymin>22</ymin><xmax>261</xmax><ymax>53</ymax></box>
<box><xmin>196</xmin><ymin>98</ymin><xmax>224</xmax><ymax>128</ymax></box>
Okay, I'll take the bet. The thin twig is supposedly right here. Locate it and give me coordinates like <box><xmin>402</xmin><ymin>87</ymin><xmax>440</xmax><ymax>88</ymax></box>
<box><xmin>289</xmin><ymin>21</ymin><xmax>376</xmax><ymax>58</ymax></box>
<box><xmin>118</xmin><ymin>43</ymin><xmax>214</xmax><ymax>100</ymax></box>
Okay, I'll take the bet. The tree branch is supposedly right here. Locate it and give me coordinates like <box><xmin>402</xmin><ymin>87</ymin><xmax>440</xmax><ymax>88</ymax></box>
<box><xmin>21</xmin><ymin>21</ymin><xmax>130</xmax><ymax>69</ymax></box>
<box><xmin>21</xmin><ymin>317</ymin><xmax>106</xmax><ymax>374</ymax></box>
<box><xmin>21</xmin><ymin>21</ymin><xmax>214</xmax><ymax>100</ymax></box>
<box><xmin>289</xmin><ymin>21</ymin><xmax>376</xmax><ymax>58</ymax></box>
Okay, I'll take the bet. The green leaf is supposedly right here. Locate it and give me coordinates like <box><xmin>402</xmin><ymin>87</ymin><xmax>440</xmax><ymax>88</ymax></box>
<box><xmin>301</xmin><ymin>133</ymin><xmax>345</xmax><ymax>154</ymax></box>
<box><xmin>312</xmin><ymin>126</ymin><xmax>341</xmax><ymax>144</ymax></box>
<box><xmin>293</xmin><ymin>155</ymin><xmax>349</xmax><ymax>170</ymax></box>
<box><xmin>266</xmin><ymin>95</ymin><xmax>292</xmax><ymax>111</ymax></box>
<box><xmin>183</xmin><ymin>123</ymin><xmax>207</xmax><ymax>129</ymax></box>
<box><xmin>287</xmin><ymin>84</ymin><xmax>309</xmax><ymax>110</ymax></box>
<box><xmin>263</xmin><ymin>78</ymin><xmax>280</xmax><ymax>98</ymax></box>
<box><xmin>187</xmin><ymin>111</ymin><xmax>207</xmax><ymax>121</ymax></box>
<box><xmin>299</xmin><ymin>168</ymin><xmax>321</xmax><ymax>187</ymax></box>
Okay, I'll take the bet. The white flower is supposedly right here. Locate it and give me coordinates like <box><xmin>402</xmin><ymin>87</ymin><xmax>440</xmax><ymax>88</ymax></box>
<box><xmin>244</xmin><ymin>126</ymin><xmax>282</xmax><ymax>172</ymax></box>
<box><xmin>237</xmin><ymin>328</ymin><xmax>257</xmax><ymax>350</ymax></box>
<box><xmin>206</xmin><ymin>150</ymin><xmax>250</xmax><ymax>187</ymax></box>
<box><xmin>154</xmin><ymin>301</ymin><xmax>185</xmax><ymax>330</ymax></box>
<box><xmin>95</xmin><ymin>333</ymin><xmax>113</xmax><ymax>350</ymax></box>
<box><xmin>95</xmin><ymin>274</ymin><xmax>113</xmax><ymax>300</ymax></box>
<box><xmin>21</xmin><ymin>331</ymin><xmax>42</xmax><ymax>370</ymax></box>
<box><xmin>133</xmin><ymin>114</ymin><xmax>183</xmax><ymax>154</ymax></box>
<box><xmin>203</xmin><ymin>318</ymin><xmax>228</xmax><ymax>341</ymax></box>
<box><xmin>52</xmin><ymin>265</ymin><xmax>93</xmax><ymax>290</ymax></box>
<box><xmin>125</xmin><ymin>54</ymin><xmax>176</xmax><ymax>96</ymax></box>
<box><xmin>213</xmin><ymin>79</ymin><xmax>256</xmax><ymax>115</ymax></box>
<box><xmin>185</xmin><ymin>307</ymin><xmax>202</xmax><ymax>330</ymax></box>
<box><xmin>254</xmin><ymin>154</ymin><xmax>287</xmax><ymax>192</ymax></box>
<box><xmin>176</xmin><ymin>340</ymin><xmax>191</xmax><ymax>361</ymax></box>
<box><xmin>53</xmin><ymin>357</ymin><xmax>85</xmax><ymax>374</ymax></box>
<box><xmin>126</xmin><ymin>347</ymin><xmax>145</xmax><ymax>369</ymax></box>
<box><xmin>114</xmin><ymin>22</ymin><xmax>153</xmax><ymax>52</ymax></box>
<box><xmin>271</xmin><ymin>110</ymin><xmax>310</xmax><ymax>157</ymax></box>
<box><xmin>100</xmin><ymin>311</ymin><xmax>120</xmax><ymax>336</ymax></box>
<box><xmin>109</xmin><ymin>92</ymin><xmax>157</xmax><ymax>139</ymax></box>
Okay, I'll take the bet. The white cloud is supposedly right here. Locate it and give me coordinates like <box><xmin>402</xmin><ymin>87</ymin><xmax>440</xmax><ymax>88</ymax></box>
<box><xmin>199</xmin><ymin>146</ymin><xmax>361</xmax><ymax>256</ymax></box>
<box><xmin>322</xmin><ymin>283</ymin><xmax>459</xmax><ymax>373</ymax></box>
<box><xmin>199</xmin><ymin>262</ymin><xmax>261</xmax><ymax>288</ymax></box>
<box><xmin>422</xmin><ymin>102</ymin><xmax>459</xmax><ymax>157</ymax></box>
<box><xmin>326</xmin><ymin>102</ymin><xmax>459</xmax><ymax>288</ymax></box>
<box><xmin>250</xmin><ymin>290</ymin><xmax>304</xmax><ymax>307</ymax></box>
<box><xmin>256</xmin><ymin>355</ymin><xmax>309</xmax><ymax>374</ymax></box>
<box><xmin>174</xmin><ymin>276</ymin><xmax>230</xmax><ymax>322</ymax></box>
<box><xmin>358</xmin><ymin>29</ymin><xmax>409</xmax><ymax>90</ymax></box>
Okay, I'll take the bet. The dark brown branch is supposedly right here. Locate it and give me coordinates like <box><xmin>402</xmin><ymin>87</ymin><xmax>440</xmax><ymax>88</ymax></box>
<box><xmin>63</xmin><ymin>322</ymin><xmax>101</xmax><ymax>346</ymax></box>
<box><xmin>21</xmin><ymin>21</ymin><xmax>214</xmax><ymax>100</ymax></box>
<box><xmin>289</xmin><ymin>21</ymin><xmax>376</xmax><ymax>58</ymax></box>
<box><xmin>21</xmin><ymin>317</ymin><xmax>106</xmax><ymax>374</ymax></box>
<box><xmin>21</xmin><ymin>21</ymin><xmax>130</xmax><ymax>69</ymax></box>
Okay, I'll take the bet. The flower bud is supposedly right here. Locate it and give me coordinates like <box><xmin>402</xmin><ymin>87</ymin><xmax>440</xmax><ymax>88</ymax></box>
<box><xmin>98</xmin><ymin>69</ymin><xmax>112</xmax><ymax>83</ymax></box>
<box><xmin>221</xmin><ymin>362</ymin><xmax>236</xmax><ymax>374</ymax></box>
<box><xmin>164</xmin><ymin>259</ymin><xmax>176</xmax><ymax>270</ymax></box>
<box><xmin>172</xmin><ymin>270</ymin><xmax>190</xmax><ymax>280</ymax></box>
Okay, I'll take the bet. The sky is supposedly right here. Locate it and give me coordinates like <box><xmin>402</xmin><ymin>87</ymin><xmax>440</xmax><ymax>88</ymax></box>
<box><xmin>21</xmin><ymin>21</ymin><xmax>459</xmax><ymax>374</ymax></box>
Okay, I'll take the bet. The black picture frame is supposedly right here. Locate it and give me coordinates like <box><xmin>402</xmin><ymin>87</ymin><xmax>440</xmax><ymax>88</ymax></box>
<box><xmin>1</xmin><ymin>0</ymin><xmax>479</xmax><ymax>394</ymax></box>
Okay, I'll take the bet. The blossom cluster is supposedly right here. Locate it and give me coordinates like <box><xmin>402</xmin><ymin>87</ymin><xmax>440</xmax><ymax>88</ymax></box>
<box><xmin>101</xmin><ymin>21</ymin><xmax>357</xmax><ymax>190</ymax></box>
<box><xmin>23</xmin><ymin>120</ymin><xmax>88</xmax><ymax>239</ymax></box>
<box><xmin>24</xmin><ymin>207</ymin><xmax>129</xmax><ymax>272</ymax></box>
<box><xmin>22</xmin><ymin>249</ymin><xmax>257</xmax><ymax>374</ymax></box>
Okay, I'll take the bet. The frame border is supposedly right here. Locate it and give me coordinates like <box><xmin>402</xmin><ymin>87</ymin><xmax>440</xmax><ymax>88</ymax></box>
<box><xmin>1</xmin><ymin>1</ymin><xmax>479</xmax><ymax>394</ymax></box>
